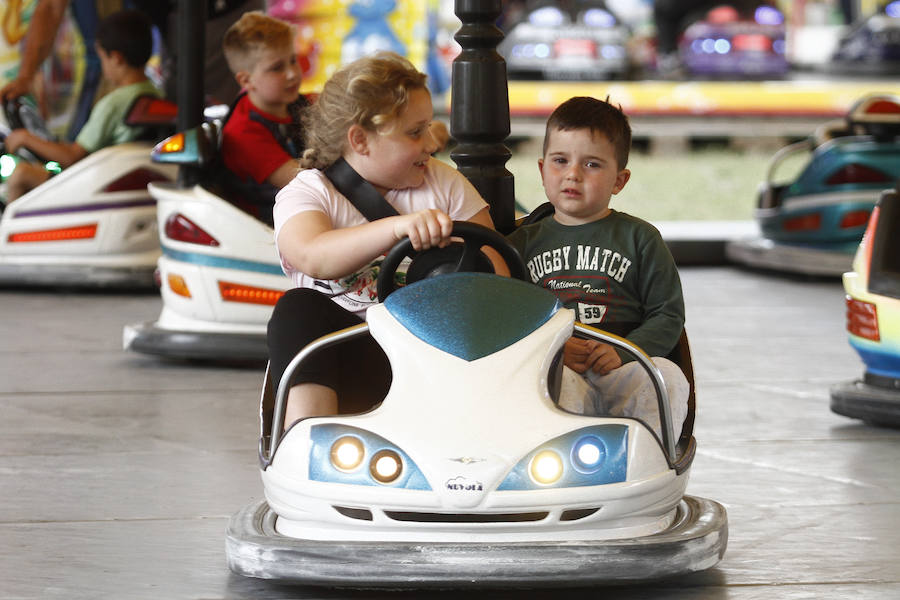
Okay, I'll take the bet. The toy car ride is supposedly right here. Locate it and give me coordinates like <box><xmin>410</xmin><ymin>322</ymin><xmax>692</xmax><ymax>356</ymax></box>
<box><xmin>498</xmin><ymin>0</ymin><xmax>631</xmax><ymax>81</ymax></box>
<box><xmin>225</xmin><ymin>223</ymin><xmax>728</xmax><ymax>588</ymax></box>
<box><xmin>679</xmin><ymin>2</ymin><xmax>788</xmax><ymax>79</ymax></box>
<box><xmin>122</xmin><ymin>121</ymin><xmax>291</xmax><ymax>362</ymax></box>
<box><xmin>831</xmin><ymin>183</ymin><xmax>900</xmax><ymax>427</ymax></box>
<box><xmin>830</xmin><ymin>1</ymin><xmax>900</xmax><ymax>76</ymax></box>
<box><xmin>0</xmin><ymin>95</ymin><xmax>177</xmax><ymax>288</ymax></box>
<box><xmin>726</xmin><ymin>94</ymin><xmax>900</xmax><ymax>276</ymax></box>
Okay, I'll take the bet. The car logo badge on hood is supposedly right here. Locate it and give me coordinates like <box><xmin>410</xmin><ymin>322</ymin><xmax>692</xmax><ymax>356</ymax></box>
<box><xmin>448</xmin><ymin>456</ymin><xmax>485</xmax><ymax>464</ymax></box>
<box><xmin>445</xmin><ymin>476</ymin><xmax>483</xmax><ymax>492</ymax></box>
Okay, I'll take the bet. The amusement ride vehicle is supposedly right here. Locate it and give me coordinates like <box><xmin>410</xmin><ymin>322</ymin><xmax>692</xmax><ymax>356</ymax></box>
<box><xmin>224</xmin><ymin>223</ymin><xmax>728</xmax><ymax>587</ymax></box>
<box><xmin>831</xmin><ymin>181</ymin><xmax>900</xmax><ymax>427</ymax></box>
<box><xmin>498</xmin><ymin>0</ymin><xmax>631</xmax><ymax>80</ymax></box>
<box><xmin>726</xmin><ymin>93</ymin><xmax>900</xmax><ymax>276</ymax></box>
<box><xmin>122</xmin><ymin>120</ymin><xmax>291</xmax><ymax>362</ymax></box>
<box><xmin>679</xmin><ymin>2</ymin><xmax>788</xmax><ymax>78</ymax></box>
<box><xmin>0</xmin><ymin>96</ymin><xmax>178</xmax><ymax>288</ymax></box>
<box><xmin>830</xmin><ymin>0</ymin><xmax>900</xmax><ymax>75</ymax></box>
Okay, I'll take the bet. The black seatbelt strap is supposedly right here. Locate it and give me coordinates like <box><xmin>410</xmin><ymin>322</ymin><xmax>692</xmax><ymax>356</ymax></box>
<box><xmin>323</xmin><ymin>157</ymin><xmax>400</xmax><ymax>221</ymax></box>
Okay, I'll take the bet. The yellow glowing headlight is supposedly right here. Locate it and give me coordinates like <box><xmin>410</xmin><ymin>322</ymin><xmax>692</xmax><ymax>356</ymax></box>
<box><xmin>330</xmin><ymin>436</ymin><xmax>364</xmax><ymax>472</ymax></box>
<box><xmin>529</xmin><ymin>450</ymin><xmax>564</xmax><ymax>485</ymax></box>
<box><xmin>369</xmin><ymin>449</ymin><xmax>402</xmax><ymax>483</ymax></box>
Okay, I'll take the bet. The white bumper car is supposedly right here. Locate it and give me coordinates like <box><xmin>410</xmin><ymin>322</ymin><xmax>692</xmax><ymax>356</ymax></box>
<box><xmin>0</xmin><ymin>96</ymin><xmax>178</xmax><ymax>288</ymax></box>
<box><xmin>226</xmin><ymin>225</ymin><xmax>727</xmax><ymax>588</ymax></box>
<box><xmin>123</xmin><ymin>123</ymin><xmax>291</xmax><ymax>361</ymax></box>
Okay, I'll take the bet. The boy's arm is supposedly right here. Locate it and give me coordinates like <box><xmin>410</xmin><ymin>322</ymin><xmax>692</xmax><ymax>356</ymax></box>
<box><xmin>4</xmin><ymin>129</ymin><xmax>88</xmax><ymax>167</ymax></box>
<box><xmin>623</xmin><ymin>237</ymin><xmax>685</xmax><ymax>359</ymax></box>
<box><xmin>267</xmin><ymin>159</ymin><xmax>302</xmax><ymax>189</ymax></box>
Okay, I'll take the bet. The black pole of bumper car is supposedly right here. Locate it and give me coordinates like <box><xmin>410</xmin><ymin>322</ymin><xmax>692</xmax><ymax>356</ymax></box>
<box><xmin>175</xmin><ymin>0</ymin><xmax>205</xmax><ymax>133</ymax></box>
<box><xmin>450</xmin><ymin>0</ymin><xmax>515</xmax><ymax>234</ymax></box>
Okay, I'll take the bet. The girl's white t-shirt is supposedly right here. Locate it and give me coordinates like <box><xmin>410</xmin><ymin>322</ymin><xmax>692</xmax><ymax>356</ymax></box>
<box><xmin>273</xmin><ymin>157</ymin><xmax>488</xmax><ymax>316</ymax></box>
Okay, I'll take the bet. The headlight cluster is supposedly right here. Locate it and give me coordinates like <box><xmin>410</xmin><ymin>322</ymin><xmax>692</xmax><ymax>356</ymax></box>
<box><xmin>499</xmin><ymin>425</ymin><xmax>629</xmax><ymax>491</ymax></box>
<box><xmin>309</xmin><ymin>424</ymin><xmax>430</xmax><ymax>490</ymax></box>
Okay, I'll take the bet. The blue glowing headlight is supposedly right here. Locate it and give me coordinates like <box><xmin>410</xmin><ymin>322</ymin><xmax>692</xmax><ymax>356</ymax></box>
<box><xmin>309</xmin><ymin>424</ymin><xmax>431</xmax><ymax>490</ymax></box>
<box><xmin>498</xmin><ymin>425</ymin><xmax>628</xmax><ymax>491</ymax></box>
<box><xmin>887</xmin><ymin>1</ymin><xmax>900</xmax><ymax>18</ymax></box>
<box><xmin>582</xmin><ymin>8</ymin><xmax>615</xmax><ymax>28</ymax></box>
<box><xmin>529</xmin><ymin>6</ymin><xmax>565</xmax><ymax>27</ymax></box>
<box><xmin>571</xmin><ymin>435</ymin><xmax>607</xmax><ymax>473</ymax></box>
<box><xmin>755</xmin><ymin>6</ymin><xmax>784</xmax><ymax>26</ymax></box>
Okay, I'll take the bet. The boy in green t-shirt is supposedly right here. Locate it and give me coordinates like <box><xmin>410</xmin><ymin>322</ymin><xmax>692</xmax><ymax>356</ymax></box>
<box><xmin>507</xmin><ymin>96</ymin><xmax>688</xmax><ymax>439</ymax></box>
<box><xmin>3</xmin><ymin>9</ymin><xmax>161</xmax><ymax>202</ymax></box>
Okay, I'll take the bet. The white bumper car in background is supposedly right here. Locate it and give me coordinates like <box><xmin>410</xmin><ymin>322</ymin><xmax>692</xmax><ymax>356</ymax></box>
<box><xmin>123</xmin><ymin>123</ymin><xmax>291</xmax><ymax>362</ymax></box>
<box><xmin>0</xmin><ymin>96</ymin><xmax>177</xmax><ymax>288</ymax></box>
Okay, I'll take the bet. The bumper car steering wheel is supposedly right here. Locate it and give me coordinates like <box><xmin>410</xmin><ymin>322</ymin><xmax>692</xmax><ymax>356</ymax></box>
<box><xmin>377</xmin><ymin>221</ymin><xmax>527</xmax><ymax>301</ymax></box>
<box><xmin>2</xmin><ymin>98</ymin><xmax>53</xmax><ymax>162</ymax></box>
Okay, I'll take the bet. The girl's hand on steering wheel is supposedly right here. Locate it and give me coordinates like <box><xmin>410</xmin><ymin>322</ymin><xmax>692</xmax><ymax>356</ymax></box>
<box><xmin>393</xmin><ymin>209</ymin><xmax>453</xmax><ymax>251</ymax></box>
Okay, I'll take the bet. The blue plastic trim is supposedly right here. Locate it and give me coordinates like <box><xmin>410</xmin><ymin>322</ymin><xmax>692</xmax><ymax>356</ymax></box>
<box><xmin>497</xmin><ymin>425</ymin><xmax>629</xmax><ymax>491</ymax></box>
<box><xmin>308</xmin><ymin>424</ymin><xmax>431</xmax><ymax>490</ymax></box>
<box><xmin>383</xmin><ymin>273</ymin><xmax>561</xmax><ymax>361</ymax></box>
<box><xmin>161</xmin><ymin>245</ymin><xmax>284</xmax><ymax>275</ymax></box>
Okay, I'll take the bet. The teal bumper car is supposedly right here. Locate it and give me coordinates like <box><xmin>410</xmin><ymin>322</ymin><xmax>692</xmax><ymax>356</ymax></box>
<box><xmin>727</xmin><ymin>94</ymin><xmax>900</xmax><ymax>276</ymax></box>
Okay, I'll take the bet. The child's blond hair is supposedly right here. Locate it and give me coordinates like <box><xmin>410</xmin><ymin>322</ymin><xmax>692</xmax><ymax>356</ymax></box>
<box><xmin>222</xmin><ymin>11</ymin><xmax>294</xmax><ymax>75</ymax></box>
<box><xmin>300</xmin><ymin>51</ymin><xmax>428</xmax><ymax>170</ymax></box>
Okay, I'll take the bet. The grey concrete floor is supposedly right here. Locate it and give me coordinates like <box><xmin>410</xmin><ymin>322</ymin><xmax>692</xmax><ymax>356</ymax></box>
<box><xmin>1</xmin><ymin>266</ymin><xmax>899</xmax><ymax>599</ymax></box>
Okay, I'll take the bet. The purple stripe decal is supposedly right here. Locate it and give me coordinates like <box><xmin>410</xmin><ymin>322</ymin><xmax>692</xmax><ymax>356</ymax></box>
<box><xmin>12</xmin><ymin>198</ymin><xmax>157</xmax><ymax>219</ymax></box>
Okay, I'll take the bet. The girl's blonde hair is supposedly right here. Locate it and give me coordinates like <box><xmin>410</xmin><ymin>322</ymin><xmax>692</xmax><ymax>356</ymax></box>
<box><xmin>300</xmin><ymin>52</ymin><xmax>428</xmax><ymax>170</ymax></box>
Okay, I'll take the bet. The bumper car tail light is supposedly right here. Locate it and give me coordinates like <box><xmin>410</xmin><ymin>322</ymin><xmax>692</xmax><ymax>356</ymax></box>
<box><xmin>218</xmin><ymin>281</ymin><xmax>285</xmax><ymax>306</ymax></box>
<box><xmin>8</xmin><ymin>223</ymin><xmax>97</xmax><ymax>243</ymax></box>
<box><xmin>840</xmin><ymin>210</ymin><xmax>872</xmax><ymax>229</ymax></box>
<box><xmin>783</xmin><ymin>213</ymin><xmax>821</xmax><ymax>232</ymax></box>
<box><xmin>164</xmin><ymin>213</ymin><xmax>219</xmax><ymax>246</ymax></box>
<box><xmin>826</xmin><ymin>164</ymin><xmax>892</xmax><ymax>186</ymax></box>
<box><xmin>846</xmin><ymin>296</ymin><xmax>880</xmax><ymax>341</ymax></box>
<box><xmin>529</xmin><ymin>450</ymin><xmax>564</xmax><ymax>485</ymax></box>
<box><xmin>331</xmin><ymin>436</ymin><xmax>365</xmax><ymax>472</ymax></box>
<box><xmin>554</xmin><ymin>38</ymin><xmax>596</xmax><ymax>58</ymax></box>
<box><xmin>370</xmin><ymin>449</ymin><xmax>402</xmax><ymax>483</ymax></box>
<box><xmin>733</xmin><ymin>34</ymin><xmax>771</xmax><ymax>52</ymax></box>
<box><xmin>167</xmin><ymin>273</ymin><xmax>191</xmax><ymax>298</ymax></box>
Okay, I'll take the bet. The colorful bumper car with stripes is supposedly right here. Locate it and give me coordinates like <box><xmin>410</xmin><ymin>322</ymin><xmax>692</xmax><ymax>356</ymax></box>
<box><xmin>225</xmin><ymin>226</ymin><xmax>728</xmax><ymax>587</ymax></box>
<box><xmin>831</xmin><ymin>183</ymin><xmax>900</xmax><ymax>427</ymax></box>
<box><xmin>726</xmin><ymin>94</ymin><xmax>900</xmax><ymax>276</ymax></box>
<box><xmin>0</xmin><ymin>96</ymin><xmax>177</xmax><ymax>288</ymax></box>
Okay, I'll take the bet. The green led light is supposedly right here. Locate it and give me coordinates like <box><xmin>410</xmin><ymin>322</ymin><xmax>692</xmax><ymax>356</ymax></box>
<box><xmin>44</xmin><ymin>161</ymin><xmax>62</xmax><ymax>175</ymax></box>
<box><xmin>0</xmin><ymin>154</ymin><xmax>18</xmax><ymax>179</ymax></box>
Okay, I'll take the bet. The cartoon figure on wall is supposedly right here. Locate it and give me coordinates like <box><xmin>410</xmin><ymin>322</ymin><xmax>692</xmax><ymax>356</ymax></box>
<box><xmin>341</xmin><ymin>0</ymin><xmax>406</xmax><ymax>65</ymax></box>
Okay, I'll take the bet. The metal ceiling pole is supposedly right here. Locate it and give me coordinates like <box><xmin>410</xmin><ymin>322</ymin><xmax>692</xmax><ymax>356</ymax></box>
<box><xmin>450</xmin><ymin>0</ymin><xmax>515</xmax><ymax>234</ymax></box>
<box><xmin>175</xmin><ymin>0</ymin><xmax>205</xmax><ymax>132</ymax></box>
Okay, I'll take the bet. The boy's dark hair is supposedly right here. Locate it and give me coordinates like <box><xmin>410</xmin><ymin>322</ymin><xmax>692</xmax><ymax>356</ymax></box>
<box><xmin>543</xmin><ymin>96</ymin><xmax>632</xmax><ymax>169</ymax></box>
<box><xmin>96</xmin><ymin>9</ymin><xmax>153</xmax><ymax>69</ymax></box>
